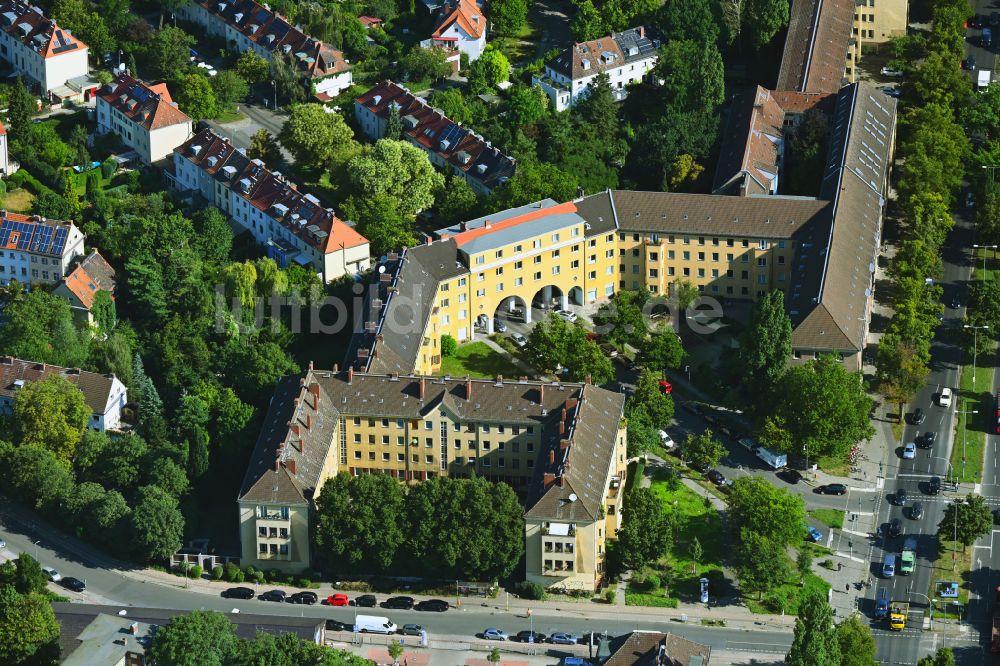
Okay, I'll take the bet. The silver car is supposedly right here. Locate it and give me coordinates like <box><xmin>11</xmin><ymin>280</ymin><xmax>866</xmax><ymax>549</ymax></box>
<box><xmin>549</xmin><ymin>632</ymin><xmax>579</xmax><ymax>645</ymax></box>
<box><xmin>483</xmin><ymin>628</ymin><xmax>508</xmax><ymax>641</ymax></box>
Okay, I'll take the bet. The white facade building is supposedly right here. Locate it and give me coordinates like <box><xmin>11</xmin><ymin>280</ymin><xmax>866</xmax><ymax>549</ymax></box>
<box><xmin>0</xmin><ymin>213</ymin><xmax>84</xmax><ymax>288</ymax></box>
<box><xmin>421</xmin><ymin>0</ymin><xmax>486</xmax><ymax>62</ymax></box>
<box><xmin>532</xmin><ymin>26</ymin><xmax>658</xmax><ymax>111</ymax></box>
<box><xmin>96</xmin><ymin>74</ymin><xmax>193</xmax><ymax>165</ymax></box>
<box><xmin>0</xmin><ymin>356</ymin><xmax>128</xmax><ymax>431</ymax></box>
<box><xmin>172</xmin><ymin>128</ymin><xmax>370</xmax><ymax>282</ymax></box>
<box><xmin>0</xmin><ymin>0</ymin><xmax>89</xmax><ymax>96</ymax></box>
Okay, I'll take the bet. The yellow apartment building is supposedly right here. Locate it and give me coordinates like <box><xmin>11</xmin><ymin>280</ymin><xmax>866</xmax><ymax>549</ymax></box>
<box><xmin>237</xmin><ymin>365</ymin><xmax>627</xmax><ymax>590</ymax></box>
<box><xmin>854</xmin><ymin>0</ymin><xmax>908</xmax><ymax>44</ymax></box>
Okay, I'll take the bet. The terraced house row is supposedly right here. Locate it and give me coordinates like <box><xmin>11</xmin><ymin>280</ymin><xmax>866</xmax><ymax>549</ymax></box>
<box><xmin>238</xmin><ymin>366</ymin><xmax>627</xmax><ymax>591</ymax></box>
<box><xmin>345</xmin><ymin>81</ymin><xmax>895</xmax><ymax>375</ymax></box>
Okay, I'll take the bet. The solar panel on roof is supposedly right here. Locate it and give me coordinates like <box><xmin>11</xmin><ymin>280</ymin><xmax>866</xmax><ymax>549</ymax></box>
<box><xmin>255</xmin><ymin>8</ymin><xmax>269</xmax><ymax>22</ymax></box>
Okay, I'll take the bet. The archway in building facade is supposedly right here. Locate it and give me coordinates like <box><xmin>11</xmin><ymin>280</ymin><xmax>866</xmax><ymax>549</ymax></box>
<box><xmin>531</xmin><ymin>285</ymin><xmax>566</xmax><ymax>311</ymax></box>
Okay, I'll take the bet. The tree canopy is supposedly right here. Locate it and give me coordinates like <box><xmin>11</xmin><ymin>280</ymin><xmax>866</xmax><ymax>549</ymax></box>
<box><xmin>12</xmin><ymin>375</ymin><xmax>90</xmax><ymax>467</ymax></box>
<box><xmin>617</xmin><ymin>487</ymin><xmax>673</xmax><ymax>569</ymax></box>
<box><xmin>787</xmin><ymin>588</ymin><xmax>842</xmax><ymax>666</ymax></box>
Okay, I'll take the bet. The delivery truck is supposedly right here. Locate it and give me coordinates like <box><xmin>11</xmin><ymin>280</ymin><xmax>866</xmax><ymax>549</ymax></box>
<box><xmin>979</xmin><ymin>69</ymin><xmax>992</xmax><ymax>90</ymax></box>
<box><xmin>900</xmin><ymin>537</ymin><xmax>917</xmax><ymax>575</ymax></box>
<box><xmin>755</xmin><ymin>445</ymin><xmax>788</xmax><ymax>469</ymax></box>
<box><xmin>889</xmin><ymin>603</ymin><xmax>908</xmax><ymax>631</ymax></box>
<box><xmin>354</xmin><ymin>615</ymin><xmax>397</xmax><ymax>634</ymax></box>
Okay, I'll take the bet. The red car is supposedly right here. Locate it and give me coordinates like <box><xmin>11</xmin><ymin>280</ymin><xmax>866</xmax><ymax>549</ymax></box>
<box><xmin>326</xmin><ymin>593</ymin><xmax>349</xmax><ymax>606</ymax></box>
<box><xmin>659</xmin><ymin>380</ymin><xmax>673</xmax><ymax>394</ymax></box>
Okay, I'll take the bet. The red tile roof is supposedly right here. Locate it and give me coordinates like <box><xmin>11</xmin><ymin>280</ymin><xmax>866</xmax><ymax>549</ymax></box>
<box><xmin>431</xmin><ymin>0</ymin><xmax>485</xmax><ymax>40</ymax></box>
<box><xmin>358</xmin><ymin>15</ymin><xmax>383</xmax><ymax>28</ymax></box>
<box><xmin>0</xmin><ymin>0</ymin><xmax>87</xmax><ymax>60</ymax></box>
<box><xmin>452</xmin><ymin>201</ymin><xmax>578</xmax><ymax>247</ymax></box>
<box><xmin>176</xmin><ymin>129</ymin><xmax>368</xmax><ymax>254</ymax></box>
<box><xmin>97</xmin><ymin>74</ymin><xmax>191</xmax><ymax>131</ymax></box>
<box><xmin>713</xmin><ymin>86</ymin><xmax>786</xmax><ymax>196</ymax></box>
<box><xmin>59</xmin><ymin>250</ymin><xmax>116</xmax><ymax>310</ymax></box>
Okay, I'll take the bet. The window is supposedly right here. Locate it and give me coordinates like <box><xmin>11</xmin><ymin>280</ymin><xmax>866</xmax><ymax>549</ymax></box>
<box><xmin>572</xmin><ymin>260</ymin><xmax>580</xmax><ymax>269</ymax></box>
<box><xmin>534</xmin><ymin>256</ymin><xmax>542</xmax><ymax>264</ymax></box>
<box><xmin>458</xmin><ymin>277</ymin><xmax>467</xmax><ymax>286</ymax></box>
<box><xmin>552</xmin><ymin>266</ymin><xmax>561</xmax><ymax>275</ymax></box>
<box><xmin>712</xmin><ymin>268</ymin><xmax>719</xmax><ymax>278</ymax></box>
<box><xmin>397</xmin><ymin>453</ymin><xmax>405</xmax><ymax>462</ymax></box>
<box><xmin>757</xmin><ymin>257</ymin><xmax>767</xmax><ymax>267</ymax></box>
<box><xmin>778</xmin><ymin>271</ymin><xmax>786</xmax><ymax>282</ymax></box>
<box><xmin>757</xmin><ymin>275</ymin><xmax>767</xmax><ymax>284</ymax></box>
<box><xmin>698</xmin><ymin>268</ymin><xmax>705</xmax><ymax>277</ymax></box>
<box><xmin>683</xmin><ymin>251</ymin><xmax>690</xmax><ymax>260</ymax></box>
<box><xmin>459</xmin><ymin>293</ymin><xmax>467</xmax><ymax>303</ymax></box>
<box><xmin>515</xmin><ymin>277</ymin><xmax>523</xmax><ymax>286</ymax></box>
<box><xmin>496</xmin><ymin>250</ymin><xmax>503</xmax><ymax>259</ymax></box>
<box><xmin>698</xmin><ymin>252</ymin><xmax>705</xmax><ymax>261</ymax></box>
<box><xmin>382</xmin><ymin>435</ymin><xmax>389</xmax><ymax>444</ymax></box>
<box><xmin>551</xmin><ymin>233</ymin><xmax>561</xmax><ymax>243</ymax></box>
<box><xmin>552</xmin><ymin>249</ymin><xmax>561</xmax><ymax>258</ymax></box>
<box><xmin>667</xmin><ymin>267</ymin><xmax>675</xmax><ymax>276</ymax></box>
<box><xmin>712</xmin><ymin>252</ymin><xmax>719</xmax><ymax>261</ymax></box>
<box><xmin>682</xmin><ymin>267</ymin><xmax>690</xmax><ymax>276</ymax></box>
<box><xmin>477</xmin><ymin>273</ymin><xmax>485</xmax><ymax>282</ymax></box>
<box><xmin>496</xmin><ymin>267</ymin><xmax>504</xmax><ymax>275</ymax></box>
<box><xmin>667</xmin><ymin>250</ymin><xmax>675</xmax><ymax>259</ymax></box>
<box><xmin>354</xmin><ymin>450</ymin><xmax>362</xmax><ymax>459</ymax></box>
<box><xmin>515</xmin><ymin>244</ymin><xmax>523</xmax><ymax>253</ymax></box>
<box><xmin>698</xmin><ymin>236</ymin><xmax>705</xmax><ymax>245</ymax></box>
<box><xmin>426</xmin><ymin>455</ymin><xmax>434</xmax><ymax>464</ymax></box>
<box><xmin>632</xmin><ymin>249</ymin><xmax>640</xmax><ymax>257</ymax></box>
<box><xmin>354</xmin><ymin>434</ymin><xmax>361</xmax><ymax>443</ymax></box>
<box><xmin>650</xmin><ymin>252</ymin><xmax>658</xmax><ymax>261</ymax></box>
<box><xmin>382</xmin><ymin>452</ymin><xmax>390</xmax><ymax>461</ymax></box>
<box><xmin>515</xmin><ymin>261</ymin><xmax>523</xmax><ymax>269</ymax></box>
<box><xmin>476</xmin><ymin>255</ymin><xmax>485</xmax><ymax>265</ymax></box>
<box><xmin>649</xmin><ymin>268</ymin><xmax>658</xmax><ymax>278</ymax></box>
<box><xmin>496</xmin><ymin>283</ymin><xmax>505</xmax><ymax>292</ymax></box>
<box><xmin>397</xmin><ymin>436</ymin><xmax>404</xmax><ymax>445</ymax></box>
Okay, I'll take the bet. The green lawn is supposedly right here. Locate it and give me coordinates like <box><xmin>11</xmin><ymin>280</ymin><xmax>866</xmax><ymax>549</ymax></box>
<box><xmin>954</xmin><ymin>356</ymin><xmax>993</xmax><ymax>483</ymax></box>
<box><xmin>929</xmin><ymin>537</ymin><xmax>972</xmax><ymax>608</ymax></box>
<box><xmin>437</xmin><ymin>341</ymin><xmax>522</xmax><ymax>379</ymax></box>
<box><xmin>627</xmin><ymin>470</ymin><xmax>725</xmax><ymax>607</ymax></box>
<box><xmin>809</xmin><ymin>508</ymin><xmax>846</xmax><ymax>529</ymax></box>
<box><xmin>4</xmin><ymin>187</ymin><xmax>34</xmax><ymax>212</ymax></box>
<box><xmin>745</xmin><ymin>572</ymin><xmax>831</xmax><ymax>616</ymax></box>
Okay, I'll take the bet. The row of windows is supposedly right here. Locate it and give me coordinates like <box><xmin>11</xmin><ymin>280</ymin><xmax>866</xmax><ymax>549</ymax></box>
<box><xmin>621</xmin><ymin>232</ymin><xmax>785</xmax><ymax>250</ymax></box>
<box><xmin>625</xmin><ymin>281</ymin><xmax>770</xmax><ymax>298</ymax></box>
<box><xmin>644</xmin><ymin>266</ymin><xmax>784</xmax><ymax>283</ymax></box>
<box><xmin>350</xmin><ymin>450</ymin><xmax>533</xmax><ymax>469</ymax></box>
<box><xmin>644</xmin><ymin>251</ymin><xmax>785</xmax><ymax>265</ymax></box>
<box><xmin>349</xmin><ymin>416</ymin><xmax>534</xmax><ymax>435</ymax></box>
<box><xmin>258</xmin><ymin>543</ymin><xmax>289</xmax><ymax>555</ymax></box>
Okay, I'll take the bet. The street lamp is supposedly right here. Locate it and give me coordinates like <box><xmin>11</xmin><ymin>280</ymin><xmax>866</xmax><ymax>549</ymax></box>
<box><xmin>271</xmin><ymin>80</ymin><xmax>277</xmax><ymax>110</ymax></box>
<box><xmin>964</xmin><ymin>324</ymin><xmax>989</xmax><ymax>385</ymax></box>
<box><xmin>907</xmin><ymin>587</ymin><xmax>933</xmax><ymax>629</ymax></box>
<box><xmin>973</xmin><ymin>244</ymin><xmax>997</xmax><ymax>279</ymax></box>
<box><xmin>957</xmin><ymin>407</ymin><xmax>979</xmax><ymax>481</ymax></box>
<box><xmin>925</xmin><ymin>455</ymin><xmax>955</xmax><ymax>485</ymax></box>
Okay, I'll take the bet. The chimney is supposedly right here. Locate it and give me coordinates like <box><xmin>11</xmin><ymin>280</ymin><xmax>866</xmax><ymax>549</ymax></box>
<box><xmin>549</xmin><ymin>449</ymin><xmax>555</xmax><ymax>465</ymax></box>
<box><xmin>539</xmin><ymin>384</ymin><xmax>544</xmax><ymax>404</ymax></box>
<box><xmin>290</xmin><ymin>423</ymin><xmax>300</xmax><ymax>437</ymax></box>
<box><xmin>419</xmin><ymin>377</ymin><xmax>426</xmax><ymax>400</ymax></box>
<box><xmin>557</xmin><ymin>475</ymin><xmax>564</xmax><ymax>487</ymax></box>
<box><xmin>466</xmin><ymin>378</ymin><xmax>473</xmax><ymax>400</ymax></box>
<box><xmin>274</xmin><ymin>458</ymin><xmax>280</xmax><ymax>471</ymax></box>
<box><xmin>496</xmin><ymin>374</ymin><xmax>503</xmax><ymax>385</ymax></box>
<box><xmin>286</xmin><ymin>458</ymin><xmax>297</xmax><ymax>474</ymax></box>
<box><xmin>459</xmin><ymin>221</ymin><xmax>468</xmax><ymax>231</ymax></box>
<box><xmin>299</xmin><ymin>377</ymin><xmax>306</xmax><ymax>386</ymax></box>
<box><xmin>585</xmin><ymin>374</ymin><xmax>592</xmax><ymax>385</ymax></box>
<box><xmin>308</xmin><ymin>360</ymin><xmax>314</xmax><ymax>371</ymax></box>
<box><xmin>425</xmin><ymin>235</ymin><xmax>432</xmax><ymax>245</ymax></box>
<box><xmin>333</xmin><ymin>363</ymin><xmax>339</xmax><ymax>372</ymax></box>
<box><xmin>309</xmin><ymin>382</ymin><xmax>320</xmax><ymax>407</ymax></box>
<box><xmin>559</xmin><ymin>421</ymin><xmax>565</xmax><ymax>435</ymax></box>
<box><xmin>638</xmin><ymin>25</ymin><xmax>644</xmax><ymax>38</ymax></box>
<box><xmin>129</xmin><ymin>622</ymin><xmax>139</xmax><ymax>635</ymax></box>
<box><xmin>305</xmin><ymin>413</ymin><xmax>312</xmax><ymax>431</ymax></box>
<box><xmin>348</xmin><ymin>366</ymin><xmax>354</xmax><ymax>384</ymax></box>
<box><xmin>543</xmin><ymin>472</ymin><xmax>556</xmax><ymax>488</ymax></box>
<box><xmin>560</xmin><ymin>439</ymin><xmax>571</xmax><ymax>450</ymax></box>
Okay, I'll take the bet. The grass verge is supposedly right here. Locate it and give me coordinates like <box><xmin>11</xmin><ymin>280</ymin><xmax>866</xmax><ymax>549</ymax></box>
<box><xmin>953</xmin><ymin>360</ymin><xmax>993</xmax><ymax>483</ymax></box>
<box><xmin>745</xmin><ymin>572</ymin><xmax>831</xmax><ymax>616</ymax></box>
<box><xmin>437</xmin><ymin>341</ymin><xmax>523</xmax><ymax>379</ymax></box>
<box><xmin>809</xmin><ymin>508</ymin><xmax>846</xmax><ymax>529</ymax></box>
<box><xmin>928</xmin><ymin>537</ymin><xmax>972</xmax><ymax>619</ymax></box>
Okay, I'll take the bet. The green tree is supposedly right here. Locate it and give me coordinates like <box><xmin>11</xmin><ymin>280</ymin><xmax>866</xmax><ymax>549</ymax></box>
<box><xmin>131</xmin><ymin>484</ymin><xmax>185</xmax><ymax>562</ymax></box>
<box><xmin>506</xmin><ymin>84</ymin><xmax>549</xmax><ymax>127</ymax></box>
<box><xmin>653</xmin><ymin>40</ymin><xmax>724</xmax><ymax>116</ymax></box>
<box><xmin>0</xmin><ymin>289</ymin><xmax>90</xmax><ymax>367</ymax></box>
<box><xmin>787</xmin><ymin>587</ymin><xmax>842</xmax><ymax>666</ymax></box>
<box><xmin>210</xmin><ymin>70</ymin><xmax>249</xmax><ymax>109</ymax></box>
<box><xmin>401</xmin><ymin>46</ymin><xmax>451</xmax><ymax>82</ymax></box>
<box><xmin>388</xmin><ymin>640</ymin><xmax>404</xmax><ymax>663</ymax></box>
<box><xmin>771</xmin><ymin>356</ymin><xmax>875</xmax><ymax>462</ymax></box>
<box><xmin>640</xmin><ymin>330</ymin><xmax>686</xmax><ymax>372</ymax></box>
<box><xmin>594</xmin><ymin>290</ymin><xmax>648</xmax><ymax>349</ymax></box>
<box><xmin>192</xmin><ymin>207</ymin><xmax>234</xmax><ymax>266</ymax></box>
<box><xmin>10</xmin><ymin>555</ymin><xmax>47</xmax><ymax>595</ymax></box>
<box><xmin>314</xmin><ymin>473</ymin><xmax>406</xmax><ymax>570</ymax></box>
<box><xmin>836</xmin><ymin>613</ymin><xmax>877</xmax><ymax>666</ymax></box>
<box><xmin>938</xmin><ymin>494</ymin><xmax>994</xmax><ymax>551</ymax></box>
<box><xmin>626</xmin><ymin>414</ymin><xmax>660</xmax><ymax>457</ymax></box>
<box><xmin>0</xmin><ymin>443</ymin><xmax>75</xmax><ymax>513</ymax></box>
<box><xmin>786</xmin><ymin>108</ymin><xmax>829</xmax><ymax>195</ymax></box>
<box><xmin>727</xmin><ymin>476</ymin><xmax>805</xmax><ymax>546</ymax></box>
<box><xmin>148</xmin><ymin>610</ymin><xmax>239</xmax><ymax>666</ymax></box>
<box><xmin>7</xmin><ymin>77</ymin><xmax>35</xmax><ymax>138</ymax></box>
<box><xmin>673</xmin><ymin>278</ymin><xmax>699</xmax><ymax>311</ymax></box>
<box><xmin>490</xmin><ymin>160</ymin><xmax>578</xmax><ymax>209</ymax></box>
<box><xmin>488</xmin><ymin>647</ymin><xmax>502</xmax><ymax>664</ymax></box>
<box><xmin>738</xmin><ymin>290</ymin><xmax>792</xmax><ymax>402</ymax></box>
<box><xmin>148</xmin><ymin>26</ymin><xmax>196</xmax><ymax>81</ymax></box>
<box><xmin>617</xmin><ymin>487</ymin><xmax>673</xmax><ymax>569</ymax></box>
<box><xmin>384</xmin><ymin>104</ymin><xmax>403</xmax><ymax>140</ymax></box>
<box><xmin>655</xmin><ymin>0</ymin><xmax>718</xmax><ymax>46</ymax></box>
<box><xmin>428</xmin><ymin>88</ymin><xmax>473</xmax><ymax>124</ymax></box>
<box><xmin>175</xmin><ymin>73</ymin><xmax>219</xmax><ymax>121</ymax></box>
<box><xmin>683</xmin><ymin>430</ymin><xmax>726</xmax><ymax>470</ymax></box>
<box><xmin>876</xmin><ymin>332</ymin><xmax>929</xmax><ymax>421</ymax></box>
<box><xmin>435</xmin><ymin>175</ymin><xmax>479</xmax><ymax>225</ymax></box>
<box><xmin>566</xmin><ymin>336</ymin><xmax>615</xmax><ymax>384</ymax></box>
<box><xmin>12</xmin><ymin>375</ymin><xmax>90</xmax><ymax>466</ymax></box>
<box><xmin>441</xmin><ymin>334</ymin><xmax>458</xmax><ymax>356</ymax></box>
<box><xmin>279</xmin><ymin>104</ymin><xmax>358</xmax><ymax>167</ymax></box>
<box><xmin>490</xmin><ymin>0</ymin><xmax>528</xmax><ymax>36</ymax></box>
<box><xmin>344</xmin><ymin>139</ymin><xmax>444</xmax><ymax>220</ymax></box>
<box><xmin>524</xmin><ymin>312</ymin><xmax>574</xmax><ymax>373</ymax></box>
<box><xmin>796</xmin><ymin>548</ymin><xmax>813</xmax><ymax>581</ymax></box>
<box><xmin>0</xmin><ymin>587</ymin><xmax>60</xmax><ymax>666</ymax></box>
<box><xmin>570</xmin><ymin>0</ymin><xmax>605</xmax><ymax>41</ymax></box>
<box><xmin>744</xmin><ymin>0</ymin><xmax>789</xmax><ymax>49</ymax></box>
<box><xmin>236</xmin><ymin>49</ymin><xmax>270</xmax><ymax>84</ymax></box>
<box><xmin>271</xmin><ymin>54</ymin><xmax>306</xmax><ymax>106</ymax></box>
<box><xmin>476</xmin><ymin>45</ymin><xmax>510</xmax><ymax>87</ymax></box>
<box><xmin>627</xmin><ymin>368</ymin><xmax>675</xmax><ymax>426</ymax></box>
<box><xmin>917</xmin><ymin>648</ymin><xmax>955</xmax><ymax>666</ymax></box>
<box><xmin>734</xmin><ymin>529</ymin><xmax>790</xmax><ymax>599</ymax></box>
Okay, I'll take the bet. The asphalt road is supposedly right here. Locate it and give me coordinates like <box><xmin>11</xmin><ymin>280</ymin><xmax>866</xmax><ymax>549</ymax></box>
<box><xmin>0</xmin><ymin>511</ymin><xmax>793</xmax><ymax>659</ymax></box>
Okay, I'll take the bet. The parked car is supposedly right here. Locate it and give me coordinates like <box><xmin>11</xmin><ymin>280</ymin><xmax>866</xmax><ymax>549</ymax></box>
<box><xmin>927</xmin><ymin>477</ymin><xmax>941</xmax><ymax>495</ymax></box>
<box><xmin>806</xmin><ymin>526</ymin><xmax>823</xmax><ymax>542</ymax></box>
<box><xmin>382</xmin><ymin>596</ymin><xmax>415</xmax><ymax>610</ymax></box>
<box><xmin>326</xmin><ymin>594</ymin><xmax>350</xmax><ymax>606</ymax></box>
<box><xmin>0</xmin><ymin>538</ymin><xmax>5</xmax><ymax>550</ymax></box>
<box><xmin>967</xmin><ymin>191</ymin><xmax>976</xmax><ymax>209</ymax></box>
<box><xmin>222</xmin><ymin>587</ymin><xmax>255</xmax><ymax>599</ymax></box>
<box><xmin>416</xmin><ymin>599</ymin><xmax>450</xmax><ymax>612</ymax></box>
<box><xmin>894</xmin><ymin>488</ymin><xmax>908</xmax><ymax>505</ymax></box>
<box><xmin>549</xmin><ymin>632</ymin><xmax>579</xmax><ymax>645</ymax></box>
<box><xmin>42</xmin><ymin>566</ymin><xmax>61</xmax><ymax>582</ymax></box>
<box><xmin>259</xmin><ymin>590</ymin><xmax>287</xmax><ymax>602</ymax></box>
<box><xmin>888</xmin><ymin>517</ymin><xmax>903</xmax><ymax>538</ymax></box>
<box><xmin>511</xmin><ymin>333</ymin><xmax>527</xmax><ymax>347</ymax></box>
<box><xmin>910</xmin><ymin>502</ymin><xmax>924</xmax><ymax>520</ymax></box>
<box><xmin>555</xmin><ymin>310</ymin><xmax>577</xmax><ymax>323</ymax></box>
<box><xmin>964</xmin><ymin>55</ymin><xmax>978</xmax><ymax>70</ymax></box>
<box><xmin>902</xmin><ymin>442</ymin><xmax>916</xmax><ymax>459</ymax></box>
<box><xmin>288</xmin><ymin>591</ymin><xmax>318</xmax><ymax>604</ymax></box>
<box><xmin>658</xmin><ymin>431</ymin><xmax>675</xmax><ymax>449</ymax></box>
<box><xmin>949</xmin><ymin>296</ymin><xmax>961</xmax><ymax>309</ymax></box>
<box><xmin>919</xmin><ymin>431</ymin><xmax>937</xmax><ymax>449</ymax></box>
<box><xmin>60</xmin><ymin>577</ymin><xmax>86</xmax><ymax>592</ymax></box>
<box><xmin>994</xmin><ymin>508</ymin><xmax>1000</xmax><ymax>525</ymax></box>
<box><xmin>911</xmin><ymin>408</ymin><xmax>925</xmax><ymax>425</ymax></box>
<box><xmin>326</xmin><ymin>619</ymin><xmax>352</xmax><ymax>632</ymax></box>
<box><xmin>707</xmin><ymin>469</ymin><xmax>727</xmax><ymax>485</ymax></box>
<box><xmin>815</xmin><ymin>484</ymin><xmax>848</xmax><ymax>495</ymax></box>
<box><xmin>940</xmin><ymin>388</ymin><xmax>953</xmax><ymax>408</ymax></box>
<box><xmin>354</xmin><ymin>594</ymin><xmax>378</xmax><ymax>607</ymax></box>
<box><xmin>881</xmin><ymin>86</ymin><xmax>901</xmax><ymax>98</ymax></box>
<box><xmin>494</xmin><ymin>320</ymin><xmax>507</xmax><ymax>333</ymax></box>
<box><xmin>658</xmin><ymin>380</ymin><xmax>673</xmax><ymax>394</ymax></box>
<box><xmin>515</xmin><ymin>630</ymin><xmax>546</xmax><ymax>643</ymax></box>
<box><xmin>880</xmin><ymin>66</ymin><xmax>904</xmax><ymax>76</ymax></box>
<box><xmin>482</xmin><ymin>628</ymin><xmax>509</xmax><ymax>641</ymax></box>
<box><xmin>578</xmin><ymin>632</ymin><xmax>606</xmax><ymax>645</ymax></box>
<box><xmin>400</xmin><ymin>624</ymin><xmax>424</xmax><ymax>636</ymax></box>
<box><xmin>778</xmin><ymin>469</ymin><xmax>802</xmax><ymax>484</ymax></box>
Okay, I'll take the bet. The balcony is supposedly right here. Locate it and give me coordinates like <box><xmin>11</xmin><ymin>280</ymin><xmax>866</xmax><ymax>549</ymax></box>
<box><xmin>541</xmin><ymin>522</ymin><xmax>576</xmax><ymax>537</ymax></box>
<box><xmin>543</xmin><ymin>541</ymin><xmax>575</xmax><ymax>554</ymax></box>
<box><xmin>542</xmin><ymin>560</ymin><xmax>575</xmax><ymax>575</ymax></box>
<box><xmin>257</xmin><ymin>512</ymin><xmax>289</xmax><ymax>522</ymax></box>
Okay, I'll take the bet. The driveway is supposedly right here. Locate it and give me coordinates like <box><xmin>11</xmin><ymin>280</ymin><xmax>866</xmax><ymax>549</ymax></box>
<box><xmin>204</xmin><ymin>103</ymin><xmax>292</xmax><ymax>163</ymax></box>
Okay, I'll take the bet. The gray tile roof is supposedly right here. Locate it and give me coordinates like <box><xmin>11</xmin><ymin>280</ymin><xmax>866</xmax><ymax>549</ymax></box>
<box><xmin>0</xmin><ymin>356</ymin><xmax>119</xmax><ymax>416</ymax></box>
<box><xmin>572</xmin><ymin>190</ymin><xmax>618</xmax><ymax>235</ymax></box>
<box><xmin>713</xmin><ymin>86</ymin><xmax>786</xmax><ymax>197</ymax></box>
<box><xmin>605</xmin><ymin>630</ymin><xmax>712</xmax><ymax>666</ymax></box>
<box><xmin>61</xmin><ymin>613</ymin><xmax>153</xmax><ymax>666</ymax></box>
<box><xmin>547</xmin><ymin>26</ymin><xmax>656</xmax><ymax>81</ymax></box>
<box><xmin>776</xmin><ymin>0</ymin><xmax>855</xmax><ymax>95</ymax></box>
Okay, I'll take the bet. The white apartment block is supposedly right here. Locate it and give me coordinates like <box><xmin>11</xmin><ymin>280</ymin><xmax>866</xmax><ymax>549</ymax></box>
<box><xmin>0</xmin><ymin>212</ymin><xmax>84</xmax><ymax>288</ymax></box>
<box><xmin>533</xmin><ymin>26</ymin><xmax>658</xmax><ymax>111</ymax></box>
<box><xmin>96</xmin><ymin>74</ymin><xmax>193</xmax><ymax>165</ymax></box>
<box><xmin>172</xmin><ymin>128</ymin><xmax>370</xmax><ymax>282</ymax></box>
<box><xmin>0</xmin><ymin>0</ymin><xmax>89</xmax><ymax>96</ymax></box>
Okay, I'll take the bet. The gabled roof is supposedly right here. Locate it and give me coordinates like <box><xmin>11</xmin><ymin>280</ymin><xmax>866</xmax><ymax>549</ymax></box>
<box><xmin>713</xmin><ymin>86</ymin><xmax>787</xmax><ymax>197</ymax></box>
<box><xmin>0</xmin><ymin>211</ymin><xmax>79</xmax><ymax>258</ymax></box>
<box><xmin>776</xmin><ymin>0</ymin><xmax>855</xmax><ymax>95</ymax></box>
<box><xmin>176</xmin><ymin>129</ymin><xmax>369</xmax><ymax>255</ymax></box>
<box><xmin>58</xmin><ymin>250</ymin><xmax>116</xmax><ymax>310</ymax></box>
<box><xmin>0</xmin><ymin>0</ymin><xmax>86</xmax><ymax>60</ymax></box>
<box><xmin>431</xmin><ymin>0</ymin><xmax>485</xmax><ymax>40</ymax></box>
<box><xmin>547</xmin><ymin>26</ymin><xmax>656</xmax><ymax>81</ymax></box>
<box><xmin>0</xmin><ymin>356</ymin><xmax>121</xmax><ymax>414</ymax></box>
<box><xmin>605</xmin><ymin>631</ymin><xmax>712</xmax><ymax>666</ymax></box>
<box><xmin>187</xmin><ymin>0</ymin><xmax>350</xmax><ymax>80</ymax></box>
<box><xmin>97</xmin><ymin>74</ymin><xmax>191</xmax><ymax>131</ymax></box>
<box><xmin>355</xmin><ymin>81</ymin><xmax>516</xmax><ymax>191</ymax></box>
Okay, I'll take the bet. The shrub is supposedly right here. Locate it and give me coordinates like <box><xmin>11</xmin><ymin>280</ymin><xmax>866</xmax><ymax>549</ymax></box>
<box><xmin>224</xmin><ymin>562</ymin><xmax>242</xmax><ymax>582</ymax></box>
<box><xmin>175</xmin><ymin>562</ymin><xmax>189</xmax><ymax>577</ymax></box>
<box><xmin>514</xmin><ymin>580</ymin><xmax>546</xmax><ymax>600</ymax></box>
<box><xmin>298</xmin><ymin>578</ymin><xmax>311</xmax><ymax>588</ymax></box>
<box><xmin>441</xmin><ymin>334</ymin><xmax>457</xmax><ymax>356</ymax></box>
<box><xmin>212</xmin><ymin>565</ymin><xmax>224</xmax><ymax>580</ymax></box>
<box><xmin>604</xmin><ymin>588</ymin><xmax>616</xmax><ymax>604</ymax></box>
<box><xmin>267</xmin><ymin>568</ymin><xmax>282</xmax><ymax>583</ymax></box>
<box><xmin>645</xmin><ymin>574</ymin><xmax>661</xmax><ymax>590</ymax></box>
<box><xmin>189</xmin><ymin>565</ymin><xmax>204</xmax><ymax>579</ymax></box>
<box><xmin>100</xmin><ymin>158</ymin><xmax>117</xmax><ymax>179</ymax></box>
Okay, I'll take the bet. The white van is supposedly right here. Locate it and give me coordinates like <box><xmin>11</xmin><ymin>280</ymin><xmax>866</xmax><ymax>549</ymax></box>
<box><xmin>940</xmin><ymin>388</ymin><xmax>953</xmax><ymax>408</ymax></box>
<box><xmin>354</xmin><ymin>615</ymin><xmax>397</xmax><ymax>634</ymax></box>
